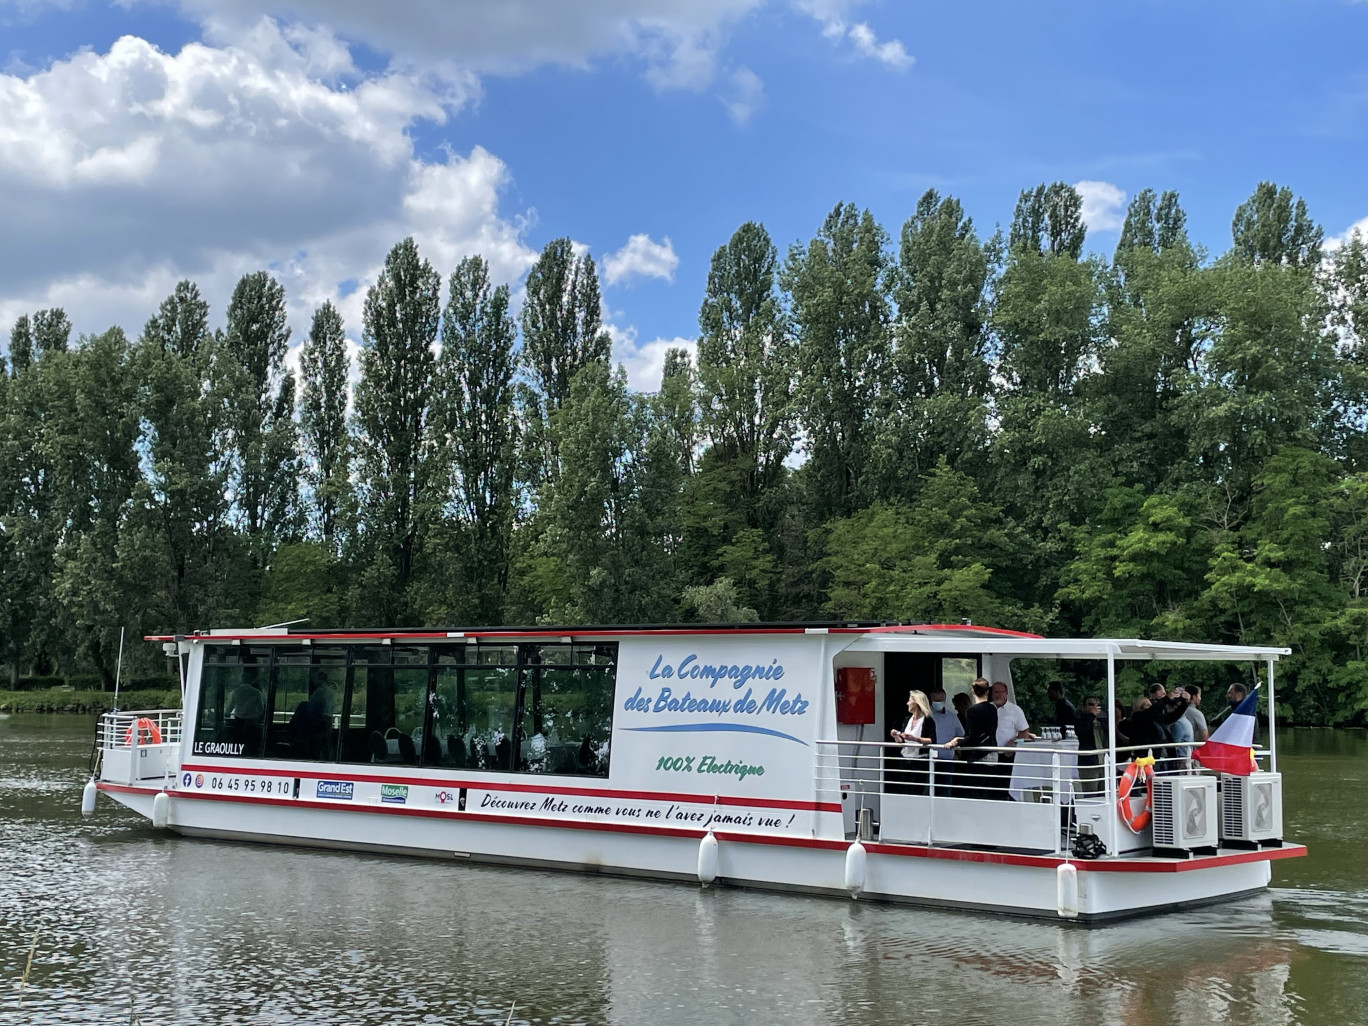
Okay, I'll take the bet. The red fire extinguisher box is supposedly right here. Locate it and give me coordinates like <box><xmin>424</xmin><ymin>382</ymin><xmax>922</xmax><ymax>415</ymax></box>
<box><xmin>835</xmin><ymin>666</ymin><xmax>876</xmax><ymax>724</ymax></box>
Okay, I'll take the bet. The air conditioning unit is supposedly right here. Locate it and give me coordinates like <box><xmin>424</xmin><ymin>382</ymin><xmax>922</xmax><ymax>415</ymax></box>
<box><xmin>1151</xmin><ymin>776</ymin><xmax>1218</xmax><ymax>852</ymax></box>
<box><xmin>1219</xmin><ymin>772</ymin><xmax>1283</xmax><ymax>844</ymax></box>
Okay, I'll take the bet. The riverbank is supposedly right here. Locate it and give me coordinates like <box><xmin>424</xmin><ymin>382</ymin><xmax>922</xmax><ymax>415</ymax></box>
<box><xmin>0</xmin><ymin>688</ymin><xmax>181</xmax><ymax>714</ymax></box>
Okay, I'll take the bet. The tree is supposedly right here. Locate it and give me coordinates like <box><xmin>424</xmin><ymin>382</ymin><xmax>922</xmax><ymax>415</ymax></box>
<box><xmin>519</xmin><ymin>238</ymin><xmax>612</xmax><ymax>487</ymax></box>
<box><xmin>126</xmin><ymin>281</ymin><xmax>241</xmax><ymax>633</ymax></box>
<box><xmin>877</xmin><ymin>189</ymin><xmax>993</xmax><ymax>494</ymax></box>
<box><xmin>299</xmin><ymin>301</ymin><xmax>352</xmax><ymax>549</ymax></box>
<box><xmin>1231</xmin><ymin>181</ymin><xmax>1323</xmax><ymax>269</ymax></box>
<box><xmin>429</xmin><ymin>255</ymin><xmax>518</xmax><ymax>624</ymax></box>
<box><xmin>50</xmin><ymin>327</ymin><xmax>144</xmax><ymax>685</ymax></box>
<box><xmin>1009</xmin><ymin>182</ymin><xmax>1087</xmax><ymax>259</ymax></box>
<box><xmin>352</xmin><ymin>237</ymin><xmax>441</xmax><ymax>622</ymax></box>
<box><xmin>688</xmin><ymin>222</ymin><xmax>796</xmax><ymax>612</ymax></box>
<box><xmin>784</xmin><ymin>202</ymin><xmax>891</xmax><ymax>517</ymax></box>
<box><xmin>818</xmin><ymin>462</ymin><xmax>1020</xmax><ymax>625</ymax></box>
<box><xmin>220</xmin><ymin>271</ymin><xmax>298</xmax><ymax>543</ymax></box>
<box><xmin>1097</xmin><ymin>189</ymin><xmax>1208</xmax><ymax>490</ymax></box>
<box><xmin>1192</xmin><ymin>192</ymin><xmax>1333</xmax><ymax>498</ymax></box>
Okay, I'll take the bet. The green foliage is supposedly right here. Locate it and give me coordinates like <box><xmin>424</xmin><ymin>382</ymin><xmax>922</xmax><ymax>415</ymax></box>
<box><xmin>4</xmin><ymin>184</ymin><xmax>1367</xmax><ymax>725</ymax></box>
<box><xmin>784</xmin><ymin>202</ymin><xmax>890</xmax><ymax>517</ymax></box>
<box><xmin>352</xmin><ymin>237</ymin><xmax>441</xmax><ymax>622</ymax></box>
<box><xmin>299</xmin><ymin>301</ymin><xmax>352</xmax><ymax>548</ymax></box>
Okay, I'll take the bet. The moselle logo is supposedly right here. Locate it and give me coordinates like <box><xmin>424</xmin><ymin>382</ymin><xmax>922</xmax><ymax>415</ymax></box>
<box><xmin>435</xmin><ymin>790</ymin><xmax>455</xmax><ymax>805</ymax></box>
<box><xmin>316</xmin><ymin>780</ymin><xmax>355</xmax><ymax>801</ymax></box>
<box><xmin>181</xmin><ymin>772</ymin><xmax>192</xmax><ymax>788</ymax></box>
<box><xmin>381</xmin><ymin>783</ymin><xmax>409</xmax><ymax>805</ymax></box>
<box><xmin>195</xmin><ymin>774</ymin><xmax>204</xmax><ymax>788</ymax></box>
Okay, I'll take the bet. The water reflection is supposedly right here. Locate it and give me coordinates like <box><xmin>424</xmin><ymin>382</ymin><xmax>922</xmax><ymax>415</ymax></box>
<box><xmin>2</xmin><ymin>716</ymin><xmax>1366</xmax><ymax>1026</ymax></box>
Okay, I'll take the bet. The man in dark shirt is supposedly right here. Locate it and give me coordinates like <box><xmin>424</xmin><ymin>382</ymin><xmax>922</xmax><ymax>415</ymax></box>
<box><xmin>1047</xmin><ymin>682</ymin><xmax>1077</xmax><ymax>728</ymax></box>
<box><xmin>946</xmin><ymin>678</ymin><xmax>998</xmax><ymax>800</ymax></box>
<box><xmin>1074</xmin><ymin>696</ymin><xmax>1106</xmax><ymax>795</ymax></box>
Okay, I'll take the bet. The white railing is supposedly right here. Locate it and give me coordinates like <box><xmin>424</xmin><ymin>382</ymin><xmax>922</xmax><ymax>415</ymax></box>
<box><xmin>96</xmin><ymin>709</ymin><xmax>184</xmax><ymax>750</ymax></box>
<box><xmin>814</xmin><ymin>738</ymin><xmax>1271</xmax><ymax>855</ymax></box>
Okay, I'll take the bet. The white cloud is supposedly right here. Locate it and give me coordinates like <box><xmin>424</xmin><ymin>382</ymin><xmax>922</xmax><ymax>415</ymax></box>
<box><xmin>1075</xmin><ymin>180</ymin><xmax>1127</xmax><ymax>233</ymax></box>
<box><xmin>720</xmin><ymin>64</ymin><xmax>766</xmax><ymax>125</ymax></box>
<box><xmin>1326</xmin><ymin>215</ymin><xmax>1368</xmax><ymax>254</ymax></box>
<box><xmin>847</xmin><ymin>23</ymin><xmax>912</xmax><ymax>69</ymax></box>
<box><xmin>0</xmin><ymin>22</ymin><xmax>534</xmax><ymax>351</ymax></box>
<box><xmin>606</xmin><ymin>321</ymin><xmax>696</xmax><ymax>392</ymax></box>
<box><xmin>604</xmin><ymin>234</ymin><xmax>679</xmax><ymax>286</ymax></box>
<box><xmin>168</xmin><ymin>0</ymin><xmax>767</xmax><ymax>92</ymax></box>
<box><xmin>792</xmin><ymin>0</ymin><xmax>911</xmax><ymax>68</ymax></box>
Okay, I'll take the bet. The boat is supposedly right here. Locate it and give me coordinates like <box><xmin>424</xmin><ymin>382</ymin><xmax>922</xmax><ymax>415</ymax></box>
<box><xmin>86</xmin><ymin>623</ymin><xmax>1305</xmax><ymax>921</ymax></box>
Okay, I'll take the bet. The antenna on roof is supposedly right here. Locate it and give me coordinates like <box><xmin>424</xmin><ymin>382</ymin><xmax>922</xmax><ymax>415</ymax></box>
<box><xmin>260</xmin><ymin>618</ymin><xmax>311</xmax><ymax>630</ymax></box>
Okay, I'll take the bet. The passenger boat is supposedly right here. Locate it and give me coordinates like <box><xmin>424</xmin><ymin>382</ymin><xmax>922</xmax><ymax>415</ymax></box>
<box><xmin>86</xmin><ymin>623</ymin><xmax>1305</xmax><ymax>922</ymax></box>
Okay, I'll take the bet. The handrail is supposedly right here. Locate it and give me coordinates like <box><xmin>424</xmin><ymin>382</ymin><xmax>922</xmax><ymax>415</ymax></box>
<box><xmin>96</xmin><ymin>708</ymin><xmax>183</xmax><ymax>750</ymax></box>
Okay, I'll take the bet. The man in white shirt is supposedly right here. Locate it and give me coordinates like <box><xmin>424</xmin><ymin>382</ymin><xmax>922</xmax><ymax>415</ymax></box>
<box><xmin>989</xmin><ymin>680</ymin><xmax>1034</xmax><ymax>797</ymax></box>
<box><xmin>990</xmin><ymin>681</ymin><xmax>1033</xmax><ymax>746</ymax></box>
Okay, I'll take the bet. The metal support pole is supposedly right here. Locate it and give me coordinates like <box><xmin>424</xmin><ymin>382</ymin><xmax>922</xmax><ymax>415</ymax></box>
<box><xmin>1267</xmin><ymin>656</ymin><xmax>1277</xmax><ymax>775</ymax></box>
<box><xmin>1105</xmin><ymin>647</ymin><xmax>1119</xmax><ymax>858</ymax></box>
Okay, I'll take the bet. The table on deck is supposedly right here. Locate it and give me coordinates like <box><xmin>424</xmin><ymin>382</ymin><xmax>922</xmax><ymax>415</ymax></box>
<box><xmin>1008</xmin><ymin>739</ymin><xmax>1079</xmax><ymax>803</ymax></box>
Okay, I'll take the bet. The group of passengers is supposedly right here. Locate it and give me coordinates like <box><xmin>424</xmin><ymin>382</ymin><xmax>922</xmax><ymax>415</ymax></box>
<box><xmin>890</xmin><ymin>677</ymin><xmax>1245</xmax><ymax>800</ymax></box>
<box><xmin>889</xmin><ymin>677</ymin><xmax>1031</xmax><ymax>799</ymax></box>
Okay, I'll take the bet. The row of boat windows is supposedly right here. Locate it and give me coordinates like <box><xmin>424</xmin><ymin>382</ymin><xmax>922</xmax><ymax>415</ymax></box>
<box><xmin>193</xmin><ymin>643</ymin><xmax>618</xmax><ymax>777</ymax></box>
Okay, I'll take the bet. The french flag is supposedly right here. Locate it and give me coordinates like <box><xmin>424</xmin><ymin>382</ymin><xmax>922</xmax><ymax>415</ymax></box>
<box><xmin>1194</xmin><ymin>689</ymin><xmax>1260</xmax><ymax>776</ymax></box>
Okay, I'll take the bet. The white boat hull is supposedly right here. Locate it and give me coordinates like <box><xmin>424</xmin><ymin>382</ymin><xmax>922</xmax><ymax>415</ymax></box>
<box><xmin>98</xmin><ymin>781</ymin><xmax>1294</xmax><ymax>923</ymax></box>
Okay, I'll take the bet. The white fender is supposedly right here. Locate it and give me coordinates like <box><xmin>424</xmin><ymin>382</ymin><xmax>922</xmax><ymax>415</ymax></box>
<box><xmin>80</xmin><ymin>778</ymin><xmax>98</xmax><ymax>817</ymax></box>
<box><xmin>152</xmin><ymin>790</ymin><xmax>170</xmax><ymax>830</ymax></box>
<box><xmin>1056</xmin><ymin>861</ymin><xmax>1079</xmax><ymax>919</ymax></box>
<box><xmin>843</xmin><ymin>840</ymin><xmax>867</xmax><ymax>896</ymax></box>
<box><xmin>697</xmin><ymin>830</ymin><xmax>719</xmax><ymax>885</ymax></box>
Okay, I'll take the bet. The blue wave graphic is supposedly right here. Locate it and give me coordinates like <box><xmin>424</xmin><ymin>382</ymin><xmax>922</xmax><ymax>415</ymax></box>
<box><xmin>622</xmin><ymin>723</ymin><xmax>808</xmax><ymax>746</ymax></box>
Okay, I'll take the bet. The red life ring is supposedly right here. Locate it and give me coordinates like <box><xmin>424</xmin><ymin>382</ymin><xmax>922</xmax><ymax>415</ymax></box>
<box><xmin>1116</xmin><ymin>756</ymin><xmax>1155</xmax><ymax>833</ymax></box>
<box><xmin>124</xmin><ymin>717</ymin><xmax>163</xmax><ymax>745</ymax></box>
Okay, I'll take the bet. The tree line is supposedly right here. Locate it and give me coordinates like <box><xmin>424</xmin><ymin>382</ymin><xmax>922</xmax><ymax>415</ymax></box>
<box><xmin>2</xmin><ymin>181</ymin><xmax>1366</xmax><ymax>724</ymax></box>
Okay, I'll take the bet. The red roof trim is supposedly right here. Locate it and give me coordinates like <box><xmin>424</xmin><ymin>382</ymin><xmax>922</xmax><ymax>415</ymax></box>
<box><xmin>146</xmin><ymin>623</ymin><xmax>1043</xmax><ymax>643</ymax></box>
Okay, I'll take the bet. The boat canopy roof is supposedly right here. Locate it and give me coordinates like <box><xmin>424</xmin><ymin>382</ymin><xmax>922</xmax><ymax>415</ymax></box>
<box><xmin>147</xmin><ymin>623</ymin><xmax>1289</xmax><ymax>663</ymax></box>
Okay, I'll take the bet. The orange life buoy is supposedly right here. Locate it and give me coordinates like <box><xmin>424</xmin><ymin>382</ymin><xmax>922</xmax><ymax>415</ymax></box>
<box><xmin>124</xmin><ymin>717</ymin><xmax>163</xmax><ymax>745</ymax></box>
<box><xmin>1116</xmin><ymin>756</ymin><xmax>1155</xmax><ymax>833</ymax></box>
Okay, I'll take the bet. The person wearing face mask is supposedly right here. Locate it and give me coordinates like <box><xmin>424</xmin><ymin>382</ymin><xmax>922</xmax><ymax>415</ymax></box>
<box><xmin>927</xmin><ymin>687</ymin><xmax>965</xmax><ymax>797</ymax></box>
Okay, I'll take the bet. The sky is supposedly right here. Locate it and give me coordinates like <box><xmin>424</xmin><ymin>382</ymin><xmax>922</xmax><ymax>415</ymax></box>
<box><xmin>1</xmin><ymin>0</ymin><xmax>1366</xmax><ymax>390</ymax></box>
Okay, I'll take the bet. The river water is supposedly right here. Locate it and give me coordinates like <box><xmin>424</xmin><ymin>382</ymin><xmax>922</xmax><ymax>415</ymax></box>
<box><xmin>2</xmin><ymin>716</ymin><xmax>1365</xmax><ymax>1026</ymax></box>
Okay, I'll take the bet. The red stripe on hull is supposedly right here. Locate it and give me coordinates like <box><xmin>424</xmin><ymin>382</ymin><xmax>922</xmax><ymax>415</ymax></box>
<box><xmin>176</xmin><ymin>763</ymin><xmax>839</xmax><ymax>813</ymax></box>
<box><xmin>99</xmin><ymin>783</ymin><xmax>1305</xmax><ymax>872</ymax></box>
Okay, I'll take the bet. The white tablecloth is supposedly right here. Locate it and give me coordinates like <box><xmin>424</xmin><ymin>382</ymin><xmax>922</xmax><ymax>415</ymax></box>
<box><xmin>1008</xmin><ymin>740</ymin><xmax>1079</xmax><ymax>803</ymax></box>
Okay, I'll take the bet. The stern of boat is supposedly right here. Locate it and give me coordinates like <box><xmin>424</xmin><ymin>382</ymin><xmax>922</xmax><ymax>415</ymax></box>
<box><xmin>93</xmin><ymin>709</ymin><xmax>183</xmax><ymax>817</ymax></box>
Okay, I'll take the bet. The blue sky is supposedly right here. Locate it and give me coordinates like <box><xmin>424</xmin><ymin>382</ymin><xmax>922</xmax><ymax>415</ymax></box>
<box><xmin>1</xmin><ymin>0</ymin><xmax>1365</xmax><ymax>387</ymax></box>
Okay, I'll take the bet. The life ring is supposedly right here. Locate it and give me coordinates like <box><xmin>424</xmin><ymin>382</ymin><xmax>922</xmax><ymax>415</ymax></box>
<box><xmin>1116</xmin><ymin>756</ymin><xmax>1155</xmax><ymax>833</ymax></box>
<box><xmin>124</xmin><ymin>717</ymin><xmax>163</xmax><ymax>745</ymax></box>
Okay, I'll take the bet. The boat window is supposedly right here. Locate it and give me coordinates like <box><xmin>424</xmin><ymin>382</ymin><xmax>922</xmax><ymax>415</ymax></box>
<box><xmin>462</xmin><ymin>665</ymin><xmax>520</xmax><ymax>771</ymax></box>
<box><xmin>520</xmin><ymin>644</ymin><xmax>615</xmax><ymax>776</ymax></box>
<box><xmin>394</xmin><ymin>645</ymin><xmax>428</xmax><ymax>665</ymax></box>
<box><xmin>942</xmin><ymin>656</ymin><xmax>980</xmax><ymax>704</ymax></box>
<box><xmin>194</xmin><ymin>645</ymin><xmax>270</xmax><ymax>758</ymax></box>
<box><xmin>268</xmin><ymin>653</ymin><xmax>338</xmax><ymax>761</ymax></box>
<box><xmin>191</xmin><ymin>638</ymin><xmax>618</xmax><ymax>776</ymax></box>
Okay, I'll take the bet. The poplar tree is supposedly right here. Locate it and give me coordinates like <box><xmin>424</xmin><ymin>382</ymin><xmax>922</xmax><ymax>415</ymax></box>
<box><xmin>299</xmin><ymin>301</ymin><xmax>352</xmax><ymax>549</ymax></box>
<box><xmin>879</xmin><ymin>190</ymin><xmax>993</xmax><ymax>494</ymax></box>
<box><xmin>51</xmin><ymin>327</ymin><xmax>143</xmax><ymax>685</ymax></box>
<box><xmin>689</xmin><ymin>222</ymin><xmax>795</xmax><ymax>611</ymax></box>
<box><xmin>353</xmin><ymin>237</ymin><xmax>441</xmax><ymax>621</ymax></box>
<box><xmin>221</xmin><ymin>271</ymin><xmax>298</xmax><ymax>541</ymax></box>
<box><xmin>431</xmin><ymin>255</ymin><xmax>518</xmax><ymax>623</ymax></box>
<box><xmin>519</xmin><ymin>238</ymin><xmax>612</xmax><ymax>487</ymax></box>
<box><xmin>124</xmin><ymin>281</ymin><xmax>235</xmax><ymax>633</ymax></box>
<box><xmin>784</xmin><ymin>202</ymin><xmax>891</xmax><ymax>517</ymax></box>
